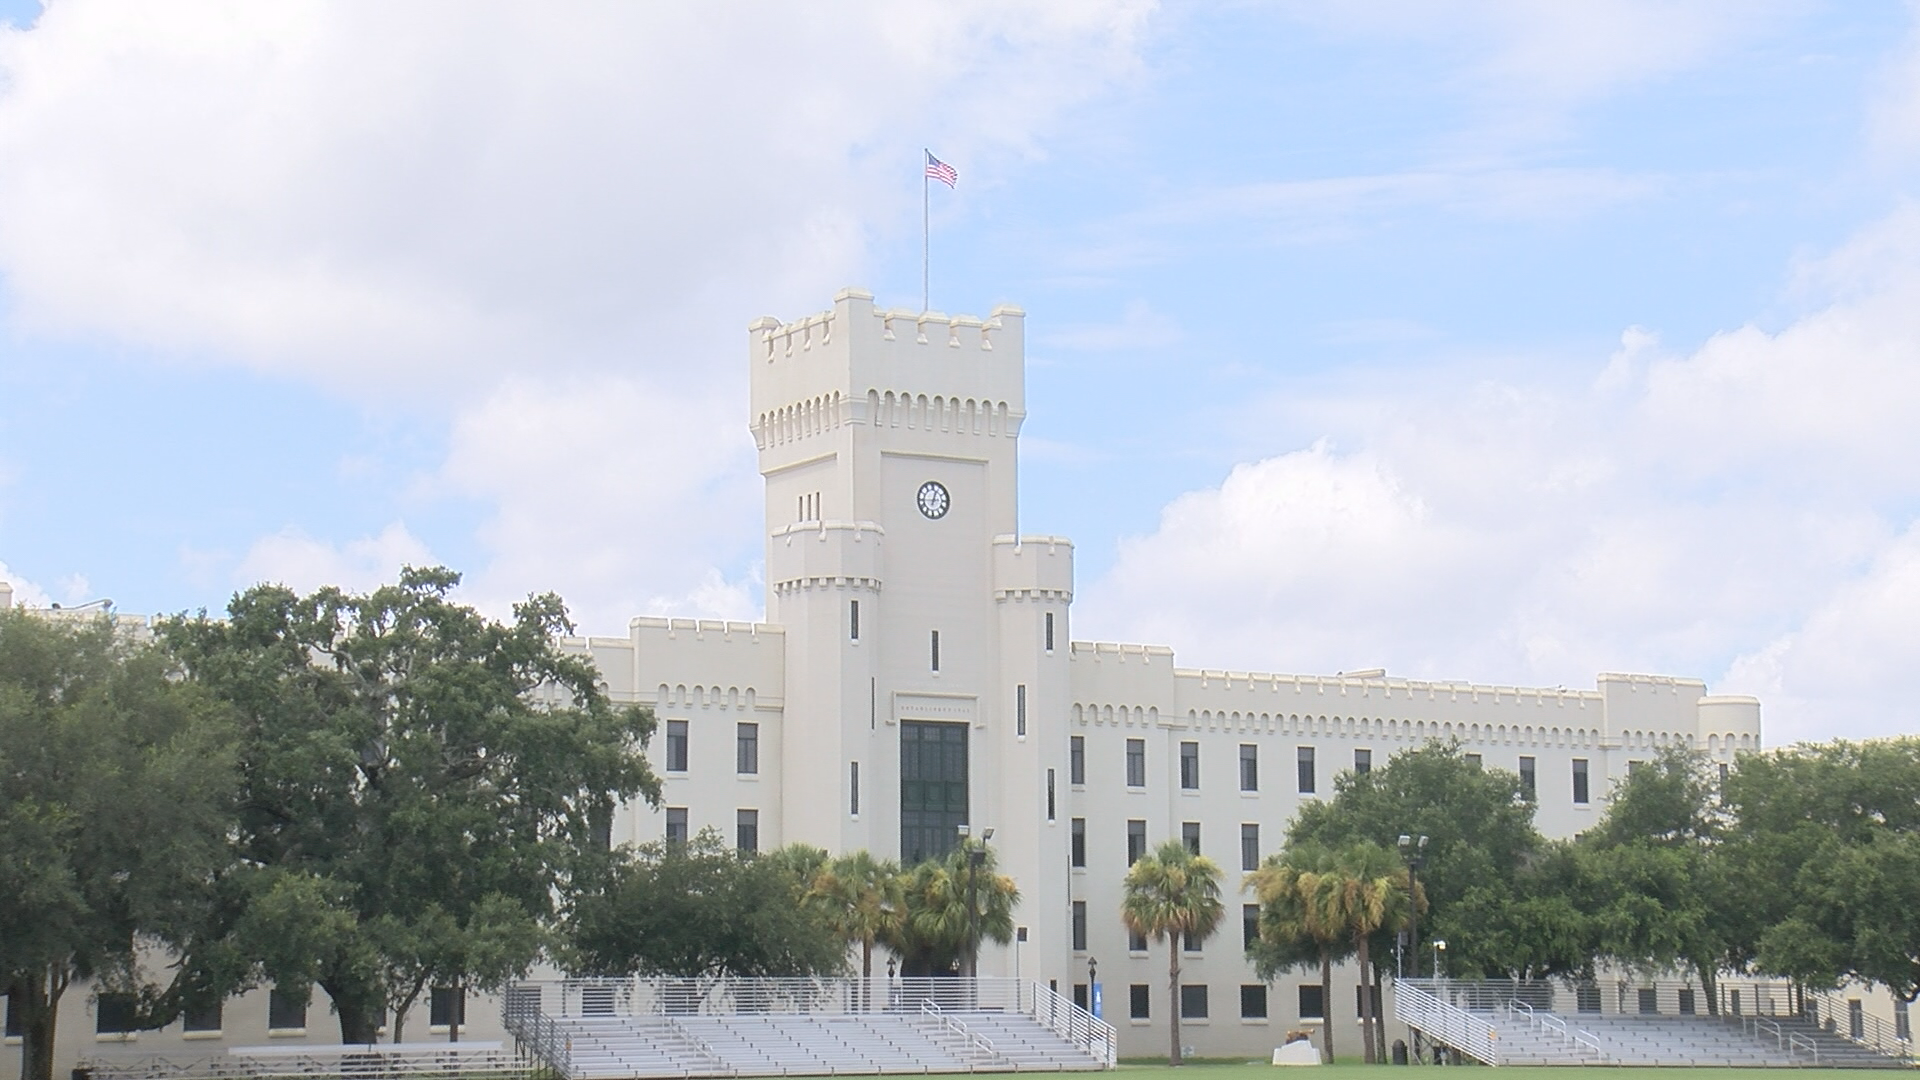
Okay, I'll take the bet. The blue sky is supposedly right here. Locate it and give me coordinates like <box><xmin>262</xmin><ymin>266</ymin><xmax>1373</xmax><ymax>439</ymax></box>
<box><xmin>3</xmin><ymin>1</ymin><xmax>1919</xmax><ymax>741</ymax></box>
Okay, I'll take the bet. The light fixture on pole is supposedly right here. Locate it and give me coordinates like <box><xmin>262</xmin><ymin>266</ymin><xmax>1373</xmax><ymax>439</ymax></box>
<box><xmin>1432</xmin><ymin>939</ymin><xmax>1447</xmax><ymax>979</ymax></box>
<box><xmin>960</xmin><ymin>825</ymin><xmax>994</xmax><ymax>979</ymax></box>
<box><xmin>1397</xmin><ymin>833</ymin><xmax>1429</xmax><ymax>977</ymax></box>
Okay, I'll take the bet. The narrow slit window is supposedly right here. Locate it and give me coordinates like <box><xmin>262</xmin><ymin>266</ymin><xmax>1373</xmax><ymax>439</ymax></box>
<box><xmin>1045</xmin><ymin>612</ymin><xmax>1055</xmax><ymax>652</ymax></box>
<box><xmin>850</xmin><ymin>761</ymin><xmax>860</xmax><ymax>816</ymax></box>
<box><xmin>930</xmin><ymin>630</ymin><xmax>940</xmax><ymax>672</ymax></box>
<box><xmin>849</xmin><ymin>599</ymin><xmax>859</xmax><ymax>641</ymax></box>
<box><xmin>1017</xmin><ymin>684</ymin><xmax>1027</xmax><ymax>737</ymax></box>
<box><xmin>1046</xmin><ymin>767</ymin><xmax>1056</xmax><ymax>821</ymax></box>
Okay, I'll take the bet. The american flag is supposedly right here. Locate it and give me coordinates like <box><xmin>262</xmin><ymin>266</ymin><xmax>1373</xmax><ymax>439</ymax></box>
<box><xmin>925</xmin><ymin>151</ymin><xmax>957</xmax><ymax>188</ymax></box>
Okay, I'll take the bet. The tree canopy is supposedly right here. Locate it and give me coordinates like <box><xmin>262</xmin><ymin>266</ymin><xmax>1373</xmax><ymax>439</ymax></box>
<box><xmin>160</xmin><ymin>567</ymin><xmax>662</xmax><ymax>1043</ymax></box>
<box><xmin>563</xmin><ymin>833</ymin><xmax>846</xmax><ymax>980</ymax></box>
<box><xmin>0</xmin><ymin>611</ymin><xmax>236</xmax><ymax>1080</ymax></box>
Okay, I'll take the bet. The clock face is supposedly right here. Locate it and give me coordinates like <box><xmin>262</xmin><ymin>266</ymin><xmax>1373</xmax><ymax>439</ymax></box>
<box><xmin>916</xmin><ymin>480</ymin><xmax>950</xmax><ymax>520</ymax></box>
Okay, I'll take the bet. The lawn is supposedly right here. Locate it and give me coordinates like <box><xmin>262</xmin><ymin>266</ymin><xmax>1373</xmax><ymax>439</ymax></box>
<box><xmin>910</xmin><ymin>1060</ymin><xmax>1904</xmax><ymax>1068</ymax></box>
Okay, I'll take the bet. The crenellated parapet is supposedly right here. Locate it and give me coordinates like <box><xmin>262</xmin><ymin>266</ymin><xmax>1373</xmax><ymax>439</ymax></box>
<box><xmin>766</xmin><ymin>520</ymin><xmax>885</xmax><ymax>594</ymax></box>
<box><xmin>747</xmin><ymin>288</ymin><xmax>1026</xmax><ymax>460</ymax></box>
<box><xmin>992</xmin><ymin>534</ymin><xmax>1073</xmax><ymax>603</ymax></box>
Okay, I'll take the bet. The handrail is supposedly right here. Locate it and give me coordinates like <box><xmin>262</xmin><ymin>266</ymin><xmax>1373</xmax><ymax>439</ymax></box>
<box><xmin>1574</xmin><ymin>1029</ymin><xmax>1602</xmax><ymax>1056</ymax></box>
<box><xmin>1805</xmin><ymin>991</ymin><xmax>1917</xmax><ymax>1062</ymax></box>
<box><xmin>1789</xmin><ymin>1032</ymin><xmax>1815</xmax><ymax>1063</ymax></box>
<box><xmin>920</xmin><ymin>1000</ymin><xmax>998</xmax><ymax>1062</ymax></box>
<box><xmin>1540</xmin><ymin>1014</ymin><xmax>1568</xmax><ymax>1043</ymax></box>
<box><xmin>1508</xmin><ymin>999</ymin><xmax>1536</xmax><ymax>1028</ymax></box>
<box><xmin>665</xmin><ymin>1017</ymin><xmax>731</xmax><ymax>1074</ymax></box>
<box><xmin>1024</xmin><ymin>978</ymin><xmax>1117</xmax><ymax>1067</ymax></box>
<box><xmin>1395</xmin><ymin>979</ymin><xmax>1501</xmax><ymax>1066</ymax></box>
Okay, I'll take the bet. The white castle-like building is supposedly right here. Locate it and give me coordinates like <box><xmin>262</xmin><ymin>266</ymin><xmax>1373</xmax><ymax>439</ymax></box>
<box><xmin>10</xmin><ymin>288</ymin><xmax>1766</xmax><ymax>1068</ymax></box>
<box><xmin>563</xmin><ymin>288</ymin><xmax>1763</xmax><ymax>1054</ymax></box>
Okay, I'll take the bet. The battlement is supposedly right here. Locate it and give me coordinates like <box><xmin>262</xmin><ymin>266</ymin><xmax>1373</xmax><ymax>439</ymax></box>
<box><xmin>766</xmin><ymin>519</ymin><xmax>886</xmax><ymax>591</ymax></box>
<box><xmin>747</xmin><ymin>288</ymin><xmax>1025</xmax><ymax>437</ymax></box>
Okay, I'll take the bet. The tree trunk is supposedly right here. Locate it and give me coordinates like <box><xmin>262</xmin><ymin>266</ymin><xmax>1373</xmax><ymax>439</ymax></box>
<box><xmin>16</xmin><ymin>968</ymin><xmax>65</xmax><ymax>1080</ymax></box>
<box><xmin>448</xmin><ymin>983</ymin><xmax>461</xmax><ymax>1043</ymax></box>
<box><xmin>1319</xmin><ymin>948</ymin><xmax>1334</xmax><ymax>1064</ymax></box>
<box><xmin>1168</xmin><ymin>930</ymin><xmax>1183</xmax><ymax>1066</ymax></box>
<box><xmin>324</xmin><ymin>978</ymin><xmax>385</xmax><ymax>1045</ymax></box>
<box><xmin>1357</xmin><ymin>934</ymin><xmax>1376</xmax><ymax>1064</ymax></box>
<box><xmin>390</xmin><ymin>976</ymin><xmax>427</xmax><ymax>1044</ymax></box>
<box><xmin>1373</xmin><ymin>961</ymin><xmax>1387</xmax><ymax>1062</ymax></box>
<box><xmin>1700</xmin><ymin>966</ymin><xmax>1719</xmax><ymax>1017</ymax></box>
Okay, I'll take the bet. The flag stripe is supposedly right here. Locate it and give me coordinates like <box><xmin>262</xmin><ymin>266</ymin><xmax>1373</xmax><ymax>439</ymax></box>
<box><xmin>925</xmin><ymin>151</ymin><xmax>958</xmax><ymax>188</ymax></box>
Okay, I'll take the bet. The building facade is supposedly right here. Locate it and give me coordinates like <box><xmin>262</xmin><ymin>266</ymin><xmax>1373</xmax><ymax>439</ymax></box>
<box><xmin>6</xmin><ymin>288</ymin><xmax>1767</xmax><ymax>1069</ymax></box>
<box><xmin>569</xmin><ymin>288</ymin><xmax>1764</xmax><ymax>1056</ymax></box>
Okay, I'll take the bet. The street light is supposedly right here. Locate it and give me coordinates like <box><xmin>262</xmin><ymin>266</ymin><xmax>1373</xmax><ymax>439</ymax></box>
<box><xmin>1432</xmin><ymin>939</ymin><xmax>1447</xmax><ymax>979</ymax></box>
<box><xmin>1397</xmin><ymin>834</ymin><xmax>1429</xmax><ymax>978</ymax></box>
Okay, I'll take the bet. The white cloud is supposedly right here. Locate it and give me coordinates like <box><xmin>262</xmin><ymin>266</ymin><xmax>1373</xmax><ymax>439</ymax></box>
<box><xmin>0</xmin><ymin>0</ymin><xmax>1153</xmax><ymax>397</ymax></box>
<box><xmin>234</xmin><ymin>522</ymin><xmax>437</xmax><ymax>596</ymax></box>
<box><xmin>0</xmin><ymin>559</ymin><xmax>50</xmax><ymax>607</ymax></box>
<box><xmin>1077</xmin><ymin>204</ymin><xmax>1920</xmax><ymax>744</ymax></box>
<box><xmin>429</xmin><ymin>375</ymin><xmax>762</xmax><ymax>635</ymax></box>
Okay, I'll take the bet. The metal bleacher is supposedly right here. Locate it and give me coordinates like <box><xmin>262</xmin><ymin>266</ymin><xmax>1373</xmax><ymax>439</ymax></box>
<box><xmin>1398</xmin><ymin>978</ymin><xmax>1914</xmax><ymax>1068</ymax></box>
<box><xmin>502</xmin><ymin>977</ymin><xmax>1114</xmax><ymax>1078</ymax></box>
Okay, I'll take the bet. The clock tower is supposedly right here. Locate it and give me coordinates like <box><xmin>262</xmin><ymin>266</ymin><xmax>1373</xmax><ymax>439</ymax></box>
<box><xmin>747</xmin><ymin>288</ymin><xmax>1072</xmax><ymax>979</ymax></box>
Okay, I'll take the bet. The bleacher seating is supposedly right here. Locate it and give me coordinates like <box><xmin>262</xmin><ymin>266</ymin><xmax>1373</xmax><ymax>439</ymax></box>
<box><xmin>1477</xmin><ymin>1007</ymin><xmax>1908</xmax><ymax>1067</ymax></box>
<box><xmin>535</xmin><ymin>1009</ymin><xmax>1104</xmax><ymax>1078</ymax></box>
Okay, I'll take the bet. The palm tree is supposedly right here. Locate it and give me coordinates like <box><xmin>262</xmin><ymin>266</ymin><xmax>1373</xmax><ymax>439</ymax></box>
<box><xmin>1121</xmin><ymin>839</ymin><xmax>1225</xmax><ymax>1066</ymax></box>
<box><xmin>1246</xmin><ymin>844</ymin><xmax>1347</xmax><ymax>1063</ymax></box>
<box><xmin>810</xmin><ymin>851</ymin><xmax>905</xmax><ymax>978</ymax></box>
<box><xmin>1317</xmin><ymin>843</ymin><xmax>1414</xmax><ymax>1063</ymax></box>
<box><xmin>887</xmin><ymin>841</ymin><xmax>1019</xmax><ymax>977</ymax></box>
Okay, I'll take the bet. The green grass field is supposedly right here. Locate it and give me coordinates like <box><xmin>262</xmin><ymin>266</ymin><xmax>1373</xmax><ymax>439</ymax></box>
<box><xmin>910</xmin><ymin>1060</ymin><xmax>1904</xmax><ymax>1068</ymax></box>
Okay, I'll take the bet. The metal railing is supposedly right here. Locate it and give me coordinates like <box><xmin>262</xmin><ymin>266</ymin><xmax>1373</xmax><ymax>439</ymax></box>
<box><xmin>1395</xmin><ymin>979</ymin><xmax>1501</xmax><ymax>1066</ymax></box>
<box><xmin>1025</xmin><ymin>978</ymin><xmax>1117</xmax><ymax>1068</ymax></box>
<box><xmin>920</xmin><ymin>1000</ymin><xmax>999</xmax><ymax>1063</ymax></box>
<box><xmin>1803</xmin><ymin>992</ymin><xmax>1917</xmax><ymax>1063</ymax></box>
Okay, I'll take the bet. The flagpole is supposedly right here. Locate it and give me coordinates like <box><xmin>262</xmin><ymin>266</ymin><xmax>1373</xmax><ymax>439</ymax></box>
<box><xmin>923</xmin><ymin>150</ymin><xmax>931</xmax><ymax>313</ymax></box>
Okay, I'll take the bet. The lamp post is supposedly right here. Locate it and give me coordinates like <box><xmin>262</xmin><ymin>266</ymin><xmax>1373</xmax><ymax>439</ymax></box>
<box><xmin>1432</xmin><ymin>939</ymin><xmax>1447</xmax><ymax>980</ymax></box>
<box><xmin>1088</xmin><ymin>956</ymin><xmax>1099</xmax><ymax>1018</ymax></box>
<box><xmin>1397</xmin><ymin>834</ymin><xmax>1429</xmax><ymax>978</ymax></box>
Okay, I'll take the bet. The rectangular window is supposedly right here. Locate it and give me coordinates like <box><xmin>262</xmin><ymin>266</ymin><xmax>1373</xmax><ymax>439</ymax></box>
<box><xmin>1072</xmin><ymin>901</ymin><xmax>1088</xmax><ymax>951</ymax></box>
<box><xmin>1180</xmin><ymin>985</ymin><xmax>1209</xmax><ymax>1019</ymax></box>
<box><xmin>736</xmin><ymin>809</ymin><xmax>759</xmax><ymax>853</ymax></box>
<box><xmin>849</xmin><ymin>599</ymin><xmax>859</xmax><ymax>641</ymax></box>
<box><xmin>1240</xmin><ymin>823</ymin><xmax>1259</xmax><ymax>871</ymax></box>
<box><xmin>1070</xmin><ymin>735</ymin><xmax>1086</xmax><ymax>785</ymax></box>
<box><xmin>1628</xmin><ymin>759</ymin><xmax>1645</xmax><ymax>775</ymax></box>
<box><xmin>665</xmin><ymin>807</ymin><xmax>688</xmax><ymax>845</ymax></box>
<box><xmin>737</xmin><ymin>722</ymin><xmax>759</xmax><ymax>775</ymax></box>
<box><xmin>1046</xmin><ymin>768</ymin><xmax>1057</xmax><ymax>822</ymax></box>
<box><xmin>1240</xmin><ymin>743</ymin><xmax>1259</xmax><ymax>791</ymax></box>
<box><xmin>1127</xmin><ymin>819</ymin><xmax>1147</xmax><ymax>865</ymax></box>
<box><xmin>1718</xmin><ymin>762</ymin><xmax>1730</xmax><ymax>785</ymax></box>
<box><xmin>850</xmin><ymin>761</ymin><xmax>860</xmax><ymax>816</ymax></box>
<box><xmin>430</xmin><ymin>987</ymin><xmax>466</xmax><ymax>1029</ymax></box>
<box><xmin>1895</xmin><ymin>999</ymin><xmax>1911</xmax><ymax>1041</ymax></box>
<box><xmin>1519</xmin><ymin>755</ymin><xmax>1536</xmax><ymax>800</ymax></box>
<box><xmin>182</xmin><ymin>999</ymin><xmax>222</xmax><ymax>1033</ymax></box>
<box><xmin>1355</xmin><ymin>983</ymin><xmax>1383</xmax><ymax>1019</ymax></box>
<box><xmin>1071</xmin><ymin>818</ymin><xmax>1086</xmax><ymax>867</ymax></box>
<box><xmin>1017</xmin><ymin>685</ymin><xmax>1027</xmax><ymax>737</ymax></box>
<box><xmin>899</xmin><ymin>720</ymin><xmax>969</xmax><ymax>865</ymax></box>
<box><xmin>1130</xmin><ymin>985</ymin><xmax>1150</xmax><ymax>1020</ymax></box>
<box><xmin>268</xmin><ymin>988</ymin><xmax>307</xmax><ymax>1032</ymax></box>
<box><xmin>1180</xmin><ymin>741</ymin><xmax>1200</xmax><ymax>789</ymax></box>
<box><xmin>4</xmin><ymin>994</ymin><xmax>20</xmax><ymax>1038</ymax></box>
<box><xmin>1297</xmin><ymin>746</ymin><xmax>1316</xmax><ymax>794</ymax></box>
<box><xmin>1045</xmin><ymin>612</ymin><xmax>1056</xmax><ymax>652</ymax></box>
<box><xmin>1126</xmin><ymin>739</ymin><xmax>1146</xmax><ymax>787</ymax></box>
<box><xmin>95</xmin><ymin>993</ymin><xmax>138</xmax><ymax>1035</ymax></box>
<box><xmin>1298</xmin><ymin>984</ymin><xmax>1325</xmax><ymax>1021</ymax></box>
<box><xmin>930</xmin><ymin>630</ymin><xmax>940</xmax><ymax>672</ymax></box>
<box><xmin>1072</xmin><ymin>984</ymin><xmax>1089</xmax><ymax>1010</ymax></box>
<box><xmin>1181</xmin><ymin>821</ymin><xmax>1201</xmax><ymax>855</ymax></box>
<box><xmin>1243</xmin><ymin>904</ymin><xmax>1259</xmax><ymax>950</ymax></box>
<box><xmin>1130</xmin><ymin>929</ymin><xmax>1148</xmax><ymax>952</ymax></box>
<box><xmin>1573</xmin><ymin>759</ymin><xmax>1590</xmax><ymax>804</ymax></box>
<box><xmin>1354</xmin><ymin>748</ymin><xmax>1372</xmax><ymax>775</ymax></box>
<box><xmin>1465</xmin><ymin>752</ymin><xmax>1482</xmax><ymax>768</ymax></box>
<box><xmin>1241</xmin><ymin>985</ymin><xmax>1269</xmax><ymax>1020</ymax></box>
<box><xmin>666</xmin><ymin>720</ymin><xmax>689</xmax><ymax>772</ymax></box>
<box><xmin>589</xmin><ymin>799</ymin><xmax>613</xmax><ymax>850</ymax></box>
